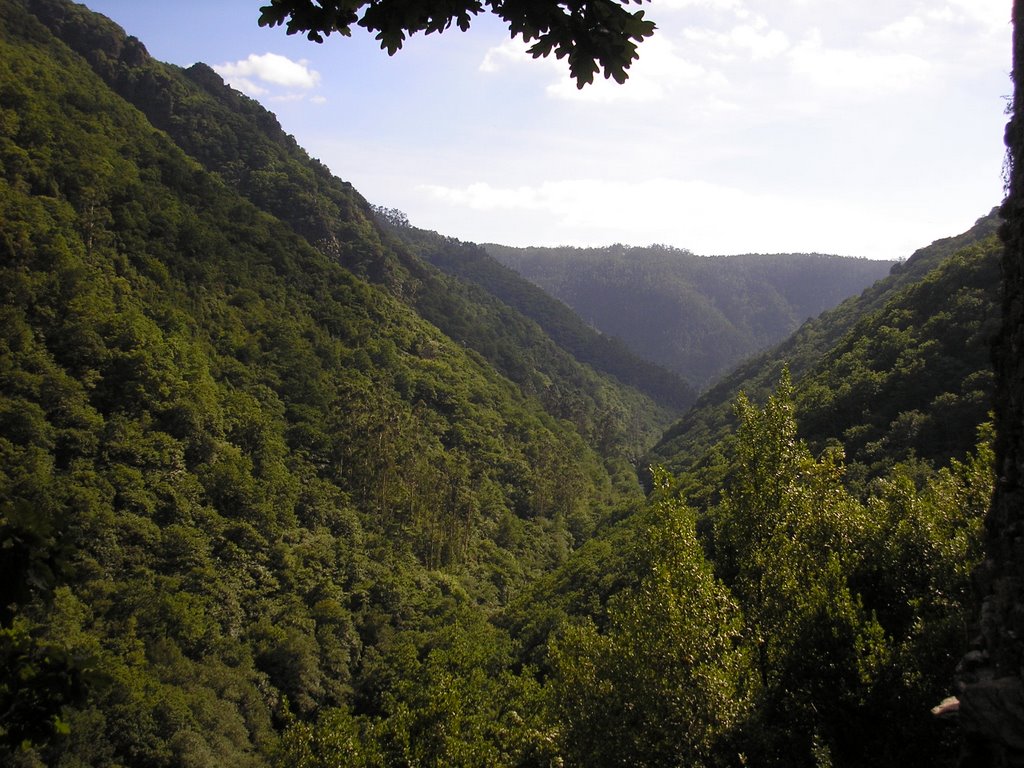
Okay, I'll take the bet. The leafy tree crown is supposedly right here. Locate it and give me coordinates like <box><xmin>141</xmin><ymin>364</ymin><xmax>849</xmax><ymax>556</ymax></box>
<box><xmin>258</xmin><ymin>0</ymin><xmax>656</xmax><ymax>87</ymax></box>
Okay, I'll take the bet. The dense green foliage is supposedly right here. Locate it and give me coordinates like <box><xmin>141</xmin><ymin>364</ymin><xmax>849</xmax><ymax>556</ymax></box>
<box><xmin>485</xmin><ymin>242</ymin><xmax>894</xmax><ymax>389</ymax></box>
<box><xmin>0</xmin><ymin>2</ymin><xmax>635</xmax><ymax>762</ymax></box>
<box><xmin>548</xmin><ymin>473</ymin><xmax>750</xmax><ymax>767</ymax></box>
<box><xmin>0</xmin><ymin>1</ymin><xmax>999</xmax><ymax>766</ymax></box>
<box><xmin>650</xmin><ymin>213</ymin><xmax>1001</xmax><ymax>488</ymax></box>
<box><xmin>382</xmin><ymin>221</ymin><xmax>696</xmax><ymax>411</ymax></box>
<box><xmin>536</xmin><ymin>380</ymin><xmax>991</xmax><ymax>767</ymax></box>
<box><xmin>28</xmin><ymin>0</ymin><xmax>679</xmax><ymax>470</ymax></box>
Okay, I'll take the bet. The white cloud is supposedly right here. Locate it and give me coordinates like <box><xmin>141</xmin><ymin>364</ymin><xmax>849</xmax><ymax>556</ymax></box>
<box><xmin>545</xmin><ymin>74</ymin><xmax>665</xmax><ymax>103</ymax></box>
<box><xmin>869</xmin><ymin>1</ymin><xmax>1009</xmax><ymax>61</ymax></box>
<box><xmin>659</xmin><ymin>0</ymin><xmax>750</xmax><ymax>17</ymax></box>
<box><xmin>482</xmin><ymin>33</ymin><xmax>727</xmax><ymax>104</ymax></box>
<box><xmin>683</xmin><ymin>21</ymin><xmax>790</xmax><ymax>62</ymax></box>
<box><xmin>423</xmin><ymin>181</ymin><xmax>545</xmax><ymax>212</ymax></box>
<box><xmin>546</xmin><ymin>38</ymin><xmax>724</xmax><ymax>103</ymax></box>
<box><xmin>788</xmin><ymin>29</ymin><xmax>931</xmax><ymax>94</ymax></box>
<box><xmin>421</xmin><ymin>178</ymin><xmax>766</xmax><ymax>237</ymax></box>
<box><xmin>214</xmin><ymin>53</ymin><xmax>321</xmax><ymax>98</ymax></box>
<box><xmin>660</xmin><ymin>0</ymin><xmax>740</xmax><ymax>8</ymax></box>
<box><xmin>943</xmin><ymin>0</ymin><xmax>1010</xmax><ymax>32</ymax></box>
<box><xmin>228</xmin><ymin>77</ymin><xmax>268</xmax><ymax>97</ymax></box>
<box><xmin>416</xmin><ymin>176</ymin><xmax>920</xmax><ymax>257</ymax></box>
<box><xmin>923</xmin><ymin>0</ymin><xmax>1011</xmax><ymax>69</ymax></box>
<box><xmin>732</xmin><ymin>24</ymin><xmax>789</xmax><ymax>59</ymax></box>
<box><xmin>870</xmin><ymin>15</ymin><xmax>926</xmax><ymax>43</ymax></box>
<box><xmin>479</xmin><ymin>38</ymin><xmax>545</xmax><ymax>73</ymax></box>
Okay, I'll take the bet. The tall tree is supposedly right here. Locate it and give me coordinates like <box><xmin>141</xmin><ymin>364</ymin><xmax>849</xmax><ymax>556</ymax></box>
<box><xmin>710</xmin><ymin>374</ymin><xmax>892</xmax><ymax>765</ymax></box>
<box><xmin>549</xmin><ymin>472</ymin><xmax>751</xmax><ymax>767</ymax></box>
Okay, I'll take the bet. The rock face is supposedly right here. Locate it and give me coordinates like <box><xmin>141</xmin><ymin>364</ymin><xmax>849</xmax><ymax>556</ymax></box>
<box><xmin>957</xmin><ymin>1</ymin><xmax>1024</xmax><ymax>764</ymax></box>
<box><xmin>960</xmin><ymin>679</ymin><xmax>1024</xmax><ymax>752</ymax></box>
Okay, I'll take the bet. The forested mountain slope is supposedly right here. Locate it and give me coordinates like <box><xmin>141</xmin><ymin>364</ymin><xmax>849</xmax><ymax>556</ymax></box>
<box><xmin>24</xmin><ymin>0</ymin><xmax>682</xmax><ymax>464</ymax></box>
<box><xmin>380</xmin><ymin>222</ymin><xmax>696</xmax><ymax>410</ymax></box>
<box><xmin>649</xmin><ymin>211</ymin><xmax>1001</xmax><ymax>490</ymax></box>
<box><xmin>506</xmin><ymin>375</ymin><xmax>992</xmax><ymax>768</ymax></box>
<box><xmin>0</xmin><ymin>1</ymin><xmax>649</xmax><ymax>762</ymax></box>
<box><xmin>485</xmin><ymin>242</ymin><xmax>895</xmax><ymax>389</ymax></box>
<box><xmin>496</xmin><ymin>219</ymin><xmax>1000</xmax><ymax>768</ymax></box>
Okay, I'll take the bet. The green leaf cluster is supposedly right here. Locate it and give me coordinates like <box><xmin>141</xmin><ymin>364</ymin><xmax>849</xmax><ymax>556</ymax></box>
<box><xmin>257</xmin><ymin>0</ymin><xmax>655</xmax><ymax>88</ymax></box>
<box><xmin>549</xmin><ymin>483</ymin><xmax>750</xmax><ymax>767</ymax></box>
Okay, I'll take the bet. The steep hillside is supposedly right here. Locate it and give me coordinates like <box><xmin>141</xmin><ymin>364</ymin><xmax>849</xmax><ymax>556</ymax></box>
<box><xmin>493</xmin><ymin>220</ymin><xmax>1000</xmax><ymax>768</ymax></box>
<box><xmin>649</xmin><ymin>212</ymin><xmax>1001</xmax><ymax>489</ymax></box>
<box><xmin>381</xmin><ymin>222</ymin><xmax>696</xmax><ymax>411</ymax></box>
<box><xmin>0</xmin><ymin>2</ymin><xmax>643</xmax><ymax>762</ymax></box>
<box><xmin>25</xmin><ymin>0</ymin><xmax>680</xmax><ymax>465</ymax></box>
<box><xmin>485</xmin><ymin>242</ymin><xmax>895</xmax><ymax>389</ymax></box>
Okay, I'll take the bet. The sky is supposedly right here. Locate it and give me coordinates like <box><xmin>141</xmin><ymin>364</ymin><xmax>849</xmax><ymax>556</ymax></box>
<box><xmin>84</xmin><ymin>0</ymin><xmax>1011</xmax><ymax>260</ymax></box>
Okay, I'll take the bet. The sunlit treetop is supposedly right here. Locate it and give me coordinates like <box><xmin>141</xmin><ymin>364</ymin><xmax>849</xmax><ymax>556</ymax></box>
<box><xmin>257</xmin><ymin>0</ymin><xmax>656</xmax><ymax>88</ymax></box>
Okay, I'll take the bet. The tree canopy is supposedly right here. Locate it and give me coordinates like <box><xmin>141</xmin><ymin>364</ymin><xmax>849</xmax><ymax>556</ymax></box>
<box><xmin>2</xmin><ymin>1</ymin><xmax>1006</xmax><ymax>763</ymax></box>
<box><xmin>257</xmin><ymin>0</ymin><xmax>656</xmax><ymax>88</ymax></box>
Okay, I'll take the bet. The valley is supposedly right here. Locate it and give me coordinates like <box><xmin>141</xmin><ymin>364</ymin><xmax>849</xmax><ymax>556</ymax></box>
<box><xmin>0</xmin><ymin>1</ymin><xmax>1008</xmax><ymax>766</ymax></box>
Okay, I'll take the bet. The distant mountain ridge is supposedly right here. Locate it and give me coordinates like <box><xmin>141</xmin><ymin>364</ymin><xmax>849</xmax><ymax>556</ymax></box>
<box><xmin>484</xmin><ymin>243</ymin><xmax>895</xmax><ymax>389</ymax></box>
<box><xmin>379</xmin><ymin>223</ymin><xmax>697</xmax><ymax>411</ymax></box>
